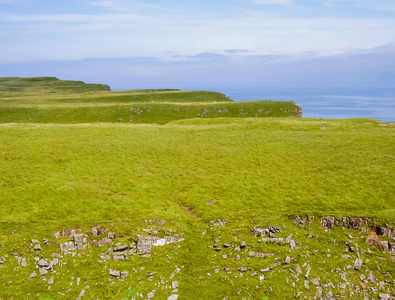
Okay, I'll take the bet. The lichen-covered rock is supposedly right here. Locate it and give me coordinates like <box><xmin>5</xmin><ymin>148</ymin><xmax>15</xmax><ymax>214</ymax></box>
<box><xmin>73</xmin><ymin>234</ymin><xmax>88</xmax><ymax>250</ymax></box>
<box><xmin>137</xmin><ymin>236</ymin><xmax>152</xmax><ymax>254</ymax></box>
<box><xmin>91</xmin><ymin>225</ymin><xmax>106</xmax><ymax>236</ymax></box>
<box><xmin>91</xmin><ymin>238</ymin><xmax>112</xmax><ymax>247</ymax></box>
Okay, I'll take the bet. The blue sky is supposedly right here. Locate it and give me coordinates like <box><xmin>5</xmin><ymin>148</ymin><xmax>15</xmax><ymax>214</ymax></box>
<box><xmin>1</xmin><ymin>0</ymin><xmax>395</xmax><ymax>88</ymax></box>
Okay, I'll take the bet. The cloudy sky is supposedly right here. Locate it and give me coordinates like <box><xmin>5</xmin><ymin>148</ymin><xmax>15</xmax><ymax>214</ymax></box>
<box><xmin>1</xmin><ymin>0</ymin><xmax>395</xmax><ymax>88</ymax></box>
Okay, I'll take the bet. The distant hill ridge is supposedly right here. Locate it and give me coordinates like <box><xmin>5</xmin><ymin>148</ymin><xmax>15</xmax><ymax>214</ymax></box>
<box><xmin>0</xmin><ymin>76</ymin><xmax>302</xmax><ymax>124</ymax></box>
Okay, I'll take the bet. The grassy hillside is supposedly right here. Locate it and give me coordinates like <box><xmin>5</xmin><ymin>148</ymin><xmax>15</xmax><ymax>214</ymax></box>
<box><xmin>0</xmin><ymin>77</ymin><xmax>111</xmax><ymax>94</ymax></box>
<box><xmin>0</xmin><ymin>77</ymin><xmax>394</xmax><ymax>299</ymax></box>
<box><xmin>0</xmin><ymin>77</ymin><xmax>301</xmax><ymax>124</ymax></box>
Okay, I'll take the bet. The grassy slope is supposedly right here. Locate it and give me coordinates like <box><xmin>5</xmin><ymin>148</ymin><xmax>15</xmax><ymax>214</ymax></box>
<box><xmin>0</xmin><ymin>78</ymin><xmax>394</xmax><ymax>299</ymax></box>
<box><xmin>0</xmin><ymin>77</ymin><xmax>301</xmax><ymax>124</ymax></box>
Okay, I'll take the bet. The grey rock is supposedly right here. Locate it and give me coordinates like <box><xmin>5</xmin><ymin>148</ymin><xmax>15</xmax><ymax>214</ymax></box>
<box><xmin>60</xmin><ymin>241</ymin><xmax>76</xmax><ymax>253</ymax></box>
<box><xmin>114</xmin><ymin>245</ymin><xmax>128</xmax><ymax>252</ymax></box>
<box><xmin>240</xmin><ymin>241</ymin><xmax>246</xmax><ymax>248</ymax></box>
<box><xmin>167</xmin><ymin>295</ymin><xmax>179</xmax><ymax>300</ymax></box>
<box><xmin>379</xmin><ymin>294</ymin><xmax>392</xmax><ymax>300</ymax></box>
<box><xmin>48</xmin><ymin>276</ymin><xmax>54</xmax><ymax>285</ymax></box>
<box><xmin>147</xmin><ymin>292</ymin><xmax>155</xmax><ymax>299</ymax></box>
<box><xmin>91</xmin><ymin>238</ymin><xmax>112</xmax><ymax>247</ymax></box>
<box><xmin>21</xmin><ymin>257</ymin><xmax>27</xmax><ymax>268</ymax></box>
<box><xmin>311</xmin><ymin>278</ymin><xmax>320</xmax><ymax>286</ymax></box>
<box><xmin>109</xmin><ymin>269</ymin><xmax>120</xmax><ymax>277</ymax></box>
<box><xmin>251</xmin><ymin>226</ymin><xmax>266</xmax><ymax>237</ymax></box>
<box><xmin>107</xmin><ymin>232</ymin><xmax>116</xmax><ymax>239</ymax></box>
<box><xmin>210</xmin><ymin>219</ymin><xmax>227</xmax><ymax>226</ymax></box>
<box><xmin>31</xmin><ymin>239</ymin><xmax>39</xmax><ymax>244</ymax></box>
<box><xmin>91</xmin><ymin>225</ymin><xmax>106</xmax><ymax>236</ymax></box>
<box><xmin>38</xmin><ymin>259</ymin><xmax>50</xmax><ymax>268</ymax></box>
<box><xmin>73</xmin><ymin>234</ymin><xmax>88</xmax><ymax>250</ymax></box>
<box><xmin>304</xmin><ymin>280</ymin><xmax>310</xmax><ymax>290</ymax></box>
<box><xmin>33</xmin><ymin>244</ymin><xmax>42</xmax><ymax>251</ymax></box>
<box><xmin>79</xmin><ymin>289</ymin><xmax>86</xmax><ymax>298</ymax></box>
<box><xmin>284</xmin><ymin>256</ymin><xmax>291</xmax><ymax>265</ymax></box>
<box><xmin>261</xmin><ymin>238</ymin><xmax>284</xmax><ymax>244</ymax></box>
<box><xmin>121</xmin><ymin>271</ymin><xmax>129</xmax><ymax>278</ymax></box>
<box><xmin>305</xmin><ymin>267</ymin><xmax>311</xmax><ymax>279</ymax></box>
<box><xmin>113</xmin><ymin>255</ymin><xmax>125</xmax><ymax>262</ymax></box>
<box><xmin>289</xmin><ymin>240</ymin><xmax>296</xmax><ymax>251</ymax></box>
<box><xmin>137</xmin><ymin>236</ymin><xmax>152</xmax><ymax>254</ymax></box>
<box><xmin>29</xmin><ymin>271</ymin><xmax>37</xmax><ymax>278</ymax></box>
<box><xmin>238</xmin><ymin>267</ymin><xmax>248</xmax><ymax>272</ymax></box>
<box><xmin>354</xmin><ymin>259</ymin><xmax>363</xmax><ymax>271</ymax></box>
<box><xmin>172</xmin><ymin>281</ymin><xmax>179</xmax><ymax>289</ymax></box>
<box><xmin>39</xmin><ymin>268</ymin><xmax>48</xmax><ymax>276</ymax></box>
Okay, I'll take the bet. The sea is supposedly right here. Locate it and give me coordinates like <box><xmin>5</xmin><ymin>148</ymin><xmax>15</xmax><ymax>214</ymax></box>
<box><xmin>200</xmin><ymin>87</ymin><xmax>395</xmax><ymax>122</ymax></box>
<box><xmin>116</xmin><ymin>86</ymin><xmax>395</xmax><ymax>122</ymax></box>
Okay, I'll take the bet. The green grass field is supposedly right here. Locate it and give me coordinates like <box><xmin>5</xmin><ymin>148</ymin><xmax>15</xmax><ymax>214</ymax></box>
<box><xmin>0</xmin><ymin>77</ymin><xmax>394</xmax><ymax>299</ymax></box>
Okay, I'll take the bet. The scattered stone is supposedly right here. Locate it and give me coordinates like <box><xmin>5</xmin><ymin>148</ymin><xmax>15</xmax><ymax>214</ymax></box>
<box><xmin>238</xmin><ymin>267</ymin><xmax>248</xmax><ymax>272</ymax></box>
<box><xmin>305</xmin><ymin>267</ymin><xmax>311</xmax><ymax>279</ymax></box>
<box><xmin>172</xmin><ymin>281</ymin><xmax>179</xmax><ymax>289</ymax></box>
<box><xmin>91</xmin><ymin>238</ymin><xmax>112</xmax><ymax>247</ymax></box>
<box><xmin>38</xmin><ymin>259</ymin><xmax>50</xmax><ymax>268</ymax></box>
<box><xmin>210</xmin><ymin>219</ymin><xmax>227</xmax><ymax>226</ymax></box>
<box><xmin>121</xmin><ymin>271</ymin><xmax>129</xmax><ymax>278</ymax></box>
<box><xmin>34</xmin><ymin>244</ymin><xmax>42</xmax><ymax>251</ymax></box>
<box><xmin>40</xmin><ymin>268</ymin><xmax>48</xmax><ymax>276</ymax></box>
<box><xmin>48</xmin><ymin>276</ymin><xmax>54</xmax><ymax>285</ymax></box>
<box><xmin>29</xmin><ymin>271</ymin><xmax>37</xmax><ymax>278</ymax></box>
<box><xmin>261</xmin><ymin>238</ymin><xmax>284</xmax><ymax>244</ymax></box>
<box><xmin>289</xmin><ymin>240</ymin><xmax>296</xmax><ymax>251</ymax></box>
<box><xmin>107</xmin><ymin>232</ymin><xmax>116</xmax><ymax>239</ymax></box>
<box><xmin>91</xmin><ymin>225</ymin><xmax>106</xmax><ymax>236</ymax></box>
<box><xmin>137</xmin><ymin>236</ymin><xmax>152</xmax><ymax>254</ymax></box>
<box><xmin>167</xmin><ymin>295</ymin><xmax>179</xmax><ymax>300</ymax></box>
<box><xmin>114</xmin><ymin>245</ymin><xmax>128</xmax><ymax>252</ymax></box>
<box><xmin>354</xmin><ymin>259</ymin><xmax>363</xmax><ymax>271</ymax></box>
<box><xmin>113</xmin><ymin>255</ymin><xmax>125</xmax><ymax>262</ymax></box>
<box><xmin>284</xmin><ymin>256</ymin><xmax>291</xmax><ymax>265</ymax></box>
<box><xmin>240</xmin><ymin>241</ymin><xmax>246</xmax><ymax>248</ymax></box>
<box><xmin>109</xmin><ymin>269</ymin><xmax>120</xmax><ymax>277</ymax></box>
<box><xmin>379</xmin><ymin>294</ymin><xmax>392</xmax><ymax>300</ymax></box>
<box><xmin>74</xmin><ymin>234</ymin><xmax>89</xmax><ymax>250</ymax></box>
<box><xmin>304</xmin><ymin>280</ymin><xmax>310</xmax><ymax>290</ymax></box>
<box><xmin>311</xmin><ymin>278</ymin><xmax>320</xmax><ymax>286</ymax></box>
<box><xmin>31</xmin><ymin>239</ymin><xmax>39</xmax><ymax>244</ymax></box>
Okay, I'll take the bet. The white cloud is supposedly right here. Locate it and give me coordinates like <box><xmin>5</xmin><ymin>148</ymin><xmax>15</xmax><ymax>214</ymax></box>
<box><xmin>1</xmin><ymin>8</ymin><xmax>395</xmax><ymax>62</ymax></box>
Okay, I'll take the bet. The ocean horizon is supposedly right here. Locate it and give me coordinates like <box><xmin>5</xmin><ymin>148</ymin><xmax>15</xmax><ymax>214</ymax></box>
<box><xmin>114</xmin><ymin>86</ymin><xmax>395</xmax><ymax>122</ymax></box>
